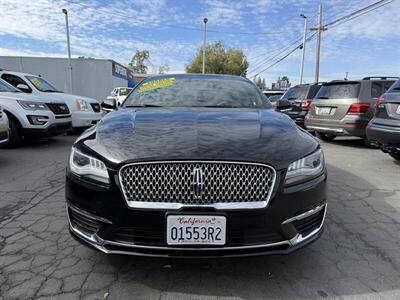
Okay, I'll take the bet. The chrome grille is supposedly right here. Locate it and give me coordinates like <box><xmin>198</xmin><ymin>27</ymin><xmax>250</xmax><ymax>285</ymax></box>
<box><xmin>119</xmin><ymin>161</ymin><xmax>276</xmax><ymax>206</ymax></box>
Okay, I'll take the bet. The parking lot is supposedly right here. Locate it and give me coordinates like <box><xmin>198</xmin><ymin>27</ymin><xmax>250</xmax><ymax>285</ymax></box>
<box><xmin>0</xmin><ymin>135</ymin><xmax>398</xmax><ymax>299</ymax></box>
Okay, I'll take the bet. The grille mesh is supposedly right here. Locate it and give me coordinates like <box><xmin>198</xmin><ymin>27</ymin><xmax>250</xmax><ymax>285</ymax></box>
<box><xmin>119</xmin><ymin>161</ymin><xmax>275</xmax><ymax>205</ymax></box>
<box><xmin>46</xmin><ymin>103</ymin><xmax>70</xmax><ymax>115</ymax></box>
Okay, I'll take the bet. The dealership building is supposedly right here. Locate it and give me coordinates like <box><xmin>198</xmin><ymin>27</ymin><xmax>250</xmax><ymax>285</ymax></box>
<box><xmin>0</xmin><ymin>56</ymin><xmax>148</xmax><ymax>101</ymax></box>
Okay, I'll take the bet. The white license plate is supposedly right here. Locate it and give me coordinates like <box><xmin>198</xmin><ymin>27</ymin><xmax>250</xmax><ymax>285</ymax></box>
<box><xmin>166</xmin><ymin>215</ymin><xmax>226</xmax><ymax>245</ymax></box>
<box><xmin>396</xmin><ymin>105</ymin><xmax>400</xmax><ymax>114</ymax></box>
<box><xmin>317</xmin><ymin>107</ymin><xmax>332</xmax><ymax>115</ymax></box>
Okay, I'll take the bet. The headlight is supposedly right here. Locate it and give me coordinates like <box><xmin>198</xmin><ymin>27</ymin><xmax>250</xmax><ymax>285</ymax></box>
<box><xmin>285</xmin><ymin>149</ymin><xmax>325</xmax><ymax>185</ymax></box>
<box><xmin>69</xmin><ymin>147</ymin><xmax>109</xmax><ymax>184</ymax></box>
<box><xmin>17</xmin><ymin>100</ymin><xmax>49</xmax><ymax>111</ymax></box>
<box><xmin>76</xmin><ymin>99</ymin><xmax>89</xmax><ymax>111</ymax></box>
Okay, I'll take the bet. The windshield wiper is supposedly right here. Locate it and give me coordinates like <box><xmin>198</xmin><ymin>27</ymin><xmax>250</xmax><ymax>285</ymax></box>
<box><xmin>287</xmin><ymin>97</ymin><xmax>298</xmax><ymax>100</ymax></box>
<box><xmin>42</xmin><ymin>90</ymin><xmax>60</xmax><ymax>93</ymax></box>
<box><xmin>317</xmin><ymin>96</ymin><xmax>330</xmax><ymax>99</ymax></box>
<box><xmin>125</xmin><ymin>104</ymin><xmax>164</xmax><ymax>108</ymax></box>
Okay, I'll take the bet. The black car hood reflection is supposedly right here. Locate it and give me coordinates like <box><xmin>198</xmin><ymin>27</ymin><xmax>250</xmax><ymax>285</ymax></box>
<box><xmin>83</xmin><ymin>107</ymin><xmax>318</xmax><ymax>170</ymax></box>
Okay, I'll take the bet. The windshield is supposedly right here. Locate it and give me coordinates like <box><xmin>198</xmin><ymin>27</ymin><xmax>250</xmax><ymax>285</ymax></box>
<box><xmin>315</xmin><ymin>83</ymin><xmax>360</xmax><ymax>99</ymax></box>
<box><xmin>26</xmin><ymin>76</ymin><xmax>61</xmax><ymax>92</ymax></box>
<box><xmin>123</xmin><ymin>76</ymin><xmax>267</xmax><ymax>108</ymax></box>
<box><xmin>282</xmin><ymin>86</ymin><xmax>308</xmax><ymax>100</ymax></box>
<box><xmin>0</xmin><ymin>79</ymin><xmax>20</xmax><ymax>93</ymax></box>
<box><xmin>119</xmin><ymin>88</ymin><xmax>132</xmax><ymax>96</ymax></box>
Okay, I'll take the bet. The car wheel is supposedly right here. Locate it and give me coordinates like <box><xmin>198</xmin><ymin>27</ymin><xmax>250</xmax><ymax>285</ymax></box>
<box><xmin>316</xmin><ymin>132</ymin><xmax>336</xmax><ymax>141</ymax></box>
<box><xmin>389</xmin><ymin>152</ymin><xmax>400</xmax><ymax>161</ymax></box>
<box><xmin>4</xmin><ymin>117</ymin><xmax>21</xmax><ymax>148</ymax></box>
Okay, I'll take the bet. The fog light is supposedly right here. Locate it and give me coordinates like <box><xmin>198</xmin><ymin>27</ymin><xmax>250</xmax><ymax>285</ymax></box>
<box><xmin>28</xmin><ymin>115</ymin><xmax>49</xmax><ymax>125</ymax></box>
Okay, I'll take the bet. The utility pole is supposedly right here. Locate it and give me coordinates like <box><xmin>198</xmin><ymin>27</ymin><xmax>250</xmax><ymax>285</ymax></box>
<box><xmin>311</xmin><ymin>4</ymin><xmax>326</xmax><ymax>83</ymax></box>
<box><xmin>299</xmin><ymin>14</ymin><xmax>308</xmax><ymax>84</ymax></box>
<box><xmin>62</xmin><ymin>9</ymin><xmax>73</xmax><ymax>93</ymax></box>
<box><xmin>202</xmin><ymin>18</ymin><xmax>208</xmax><ymax>74</ymax></box>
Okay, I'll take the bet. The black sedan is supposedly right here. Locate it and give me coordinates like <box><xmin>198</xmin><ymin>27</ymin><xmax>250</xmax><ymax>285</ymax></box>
<box><xmin>66</xmin><ymin>74</ymin><xmax>327</xmax><ymax>257</ymax></box>
<box><xmin>367</xmin><ymin>79</ymin><xmax>400</xmax><ymax>160</ymax></box>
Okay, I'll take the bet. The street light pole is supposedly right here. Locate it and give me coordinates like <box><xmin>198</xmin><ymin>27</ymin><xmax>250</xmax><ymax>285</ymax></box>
<box><xmin>62</xmin><ymin>8</ymin><xmax>73</xmax><ymax>93</ymax></box>
<box><xmin>299</xmin><ymin>14</ymin><xmax>308</xmax><ymax>85</ymax></box>
<box><xmin>202</xmin><ymin>18</ymin><xmax>208</xmax><ymax>74</ymax></box>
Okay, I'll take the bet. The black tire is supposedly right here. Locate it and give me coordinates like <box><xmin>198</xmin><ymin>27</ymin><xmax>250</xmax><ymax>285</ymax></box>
<box><xmin>389</xmin><ymin>152</ymin><xmax>400</xmax><ymax>161</ymax></box>
<box><xmin>316</xmin><ymin>132</ymin><xmax>336</xmax><ymax>142</ymax></box>
<box><xmin>5</xmin><ymin>117</ymin><xmax>21</xmax><ymax>148</ymax></box>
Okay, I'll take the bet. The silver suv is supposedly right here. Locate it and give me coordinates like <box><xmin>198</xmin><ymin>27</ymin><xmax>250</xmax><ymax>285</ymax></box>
<box><xmin>305</xmin><ymin>77</ymin><xmax>397</xmax><ymax>144</ymax></box>
<box><xmin>0</xmin><ymin>79</ymin><xmax>71</xmax><ymax>147</ymax></box>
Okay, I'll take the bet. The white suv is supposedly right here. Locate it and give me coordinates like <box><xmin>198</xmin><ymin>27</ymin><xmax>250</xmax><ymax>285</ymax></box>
<box><xmin>0</xmin><ymin>104</ymin><xmax>9</xmax><ymax>146</ymax></box>
<box><xmin>0</xmin><ymin>79</ymin><xmax>71</xmax><ymax>147</ymax></box>
<box><xmin>111</xmin><ymin>87</ymin><xmax>133</xmax><ymax>106</ymax></box>
<box><xmin>0</xmin><ymin>70</ymin><xmax>102</xmax><ymax>129</ymax></box>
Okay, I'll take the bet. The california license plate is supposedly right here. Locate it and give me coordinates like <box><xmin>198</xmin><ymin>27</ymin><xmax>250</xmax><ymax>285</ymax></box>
<box><xmin>166</xmin><ymin>215</ymin><xmax>226</xmax><ymax>245</ymax></box>
<box><xmin>317</xmin><ymin>107</ymin><xmax>332</xmax><ymax>115</ymax></box>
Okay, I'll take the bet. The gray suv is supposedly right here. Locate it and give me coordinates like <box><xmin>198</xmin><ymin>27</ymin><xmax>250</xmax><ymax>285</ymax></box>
<box><xmin>305</xmin><ymin>77</ymin><xmax>397</xmax><ymax>144</ymax></box>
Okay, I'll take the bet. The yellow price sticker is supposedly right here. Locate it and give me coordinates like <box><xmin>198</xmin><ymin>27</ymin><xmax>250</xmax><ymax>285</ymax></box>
<box><xmin>138</xmin><ymin>78</ymin><xmax>175</xmax><ymax>93</ymax></box>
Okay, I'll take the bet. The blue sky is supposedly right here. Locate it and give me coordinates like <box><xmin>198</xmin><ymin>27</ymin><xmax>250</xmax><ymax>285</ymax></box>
<box><xmin>0</xmin><ymin>0</ymin><xmax>399</xmax><ymax>86</ymax></box>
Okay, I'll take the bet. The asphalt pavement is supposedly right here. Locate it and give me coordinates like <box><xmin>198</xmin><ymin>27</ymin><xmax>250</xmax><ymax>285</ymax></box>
<box><xmin>0</xmin><ymin>134</ymin><xmax>400</xmax><ymax>300</ymax></box>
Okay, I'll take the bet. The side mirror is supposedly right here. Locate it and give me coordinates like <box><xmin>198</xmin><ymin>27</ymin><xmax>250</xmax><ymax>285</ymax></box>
<box><xmin>276</xmin><ymin>99</ymin><xmax>291</xmax><ymax>111</ymax></box>
<box><xmin>16</xmin><ymin>84</ymin><xmax>31</xmax><ymax>93</ymax></box>
<box><xmin>101</xmin><ymin>97</ymin><xmax>117</xmax><ymax>112</ymax></box>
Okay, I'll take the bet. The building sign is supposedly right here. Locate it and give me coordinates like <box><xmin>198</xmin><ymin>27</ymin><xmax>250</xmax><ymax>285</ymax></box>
<box><xmin>112</xmin><ymin>62</ymin><xmax>128</xmax><ymax>79</ymax></box>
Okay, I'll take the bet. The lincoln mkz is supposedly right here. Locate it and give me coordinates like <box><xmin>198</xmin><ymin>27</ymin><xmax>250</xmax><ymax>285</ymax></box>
<box><xmin>65</xmin><ymin>74</ymin><xmax>327</xmax><ymax>257</ymax></box>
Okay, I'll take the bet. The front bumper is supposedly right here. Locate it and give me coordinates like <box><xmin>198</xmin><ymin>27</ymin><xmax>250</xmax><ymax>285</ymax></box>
<box><xmin>65</xmin><ymin>170</ymin><xmax>327</xmax><ymax>258</ymax></box>
<box><xmin>71</xmin><ymin>110</ymin><xmax>102</xmax><ymax>128</ymax></box>
<box><xmin>305</xmin><ymin>115</ymin><xmax>370</xmax><ymax>137</ymax></box>
<box><xmin>23</xmin><ymin>121</ymin><xmax>71</xmax><ymax>137</ymax></box>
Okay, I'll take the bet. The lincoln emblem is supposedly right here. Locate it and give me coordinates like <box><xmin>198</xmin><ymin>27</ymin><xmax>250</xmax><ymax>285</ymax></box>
<box><xmin>191</xmin><ymin>167</ymin><xmax>204</xmax><ymax>199</ymax></box>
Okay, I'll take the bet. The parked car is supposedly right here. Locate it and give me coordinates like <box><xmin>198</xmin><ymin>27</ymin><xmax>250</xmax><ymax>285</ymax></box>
<box><xmin>111</xmin><ymin>87</ymin><xmax>133</xmax><ymax>106</ymax></box>
<box><xmin>66</xmin><ymin>74</ymin><xmax>327</xmax><ymax>257</ymax></box>
<box><xmin>0</xmin><ymin>104</ymin><xmax>9</xmax><ymax>146</ymax></box>
<box><xmin>305</xmin><ymin>77</ymin><xmax>397</xmax><ymax>144</ymax></box>
<box><xmin>367</xmin><ymin>79</ymin><xmax>400</xmax><ymax>160</ymax></box>
<box><xmin>280</xmin><ymin>83</ymin><xmax>324</xmax><ymax>128</ymax></box>
<box><xmin>0</xmin><ymin>70</ymin><xmax>102</xmax><ymax>129</ymax></box>
<box><xmin>0</xmin><ymin>79</ymin><xmax>71</xmax><ymax>147</ymax></box>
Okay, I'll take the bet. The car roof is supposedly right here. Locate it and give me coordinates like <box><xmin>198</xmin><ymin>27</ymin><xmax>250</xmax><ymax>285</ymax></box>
<box><xmin>0</xmin><ymin>70</ymin><xmax>40</xmax><ymax>77</ymax></box>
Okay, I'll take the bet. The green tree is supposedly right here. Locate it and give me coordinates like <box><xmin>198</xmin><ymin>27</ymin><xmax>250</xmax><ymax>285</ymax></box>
<box><xmin>128</xmin><ymin>50</ymin><xmax>150</xmax><ymax>74</ymax></box>
<box><xmin>186</xmin><ymin>41</ymin><xmax>248</xmax><ymax>76</ymax></box>
<box><xmin>253</xmin><ymin>76</ymin><xmax>267</xmax><ymax>90</ymax></box>
<box><xmin>158</xmin><ymin>64</ymin><xmax>170</xmax><ymax>74</ymax></box>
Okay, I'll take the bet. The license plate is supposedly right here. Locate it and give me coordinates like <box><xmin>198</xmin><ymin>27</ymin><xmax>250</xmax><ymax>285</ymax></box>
<box><xmin>166</xmin><ymin>215</ymin><xmax>226</xmax><ymax>245</ymax></box>
<box><xmin>396</xmin><ymin>105</ymin><xmax>400</xmax><ymax>114</ymax></box>
<box><xmin>317</xmin><ymin>107</ymin><xmax>332</xmax><ymax>115</ymax></box>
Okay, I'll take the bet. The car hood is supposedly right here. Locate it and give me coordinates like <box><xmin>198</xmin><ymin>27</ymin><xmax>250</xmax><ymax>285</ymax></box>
<box><xmin>81</xmin><ymin>107</ymin><xmax>319</xmax><ymax>170</ymax></box>
<box><xmin>0</xmin><ymin>92</ymin><xmax>66</xmax><ymax>103</ymax></box>
<box><xmin>40</xmin><ymin>92</ymin><xmax>99</xmax><ymax>107</ymax></box>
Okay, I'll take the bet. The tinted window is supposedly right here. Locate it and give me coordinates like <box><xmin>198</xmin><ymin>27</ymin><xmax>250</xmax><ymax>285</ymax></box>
<box><xmin>0</xmin><ymin>79</ymin><xmax>21</xmax><ymax>93</ymax></box>
<box><xmin>307</xmin><ymin>85</ymin><xmax>322</xmax><ymax>99</ymax></box>
<box><xmin>26</xmin><ymin>76</ymin><xmax>61</xmax><ymax>92</ymax></box>
<box><xmin>384</xmin><ymin>81</ymin><xmax>397</xmax><ymax>93</ymax></box>
<box><xmin>124</xmin><ymin>76</ymin><xmax>267</xmax><ymax>108</ymax></box>
<box><xmin>315</xmin><ymin>83</ymin><xmax>360</xmax><ymax>99</ymax></box>
<box><xmin>1</xmin><ymin>74</ymin><xmax>32</xmax><ymax>93</ymax></box>
<box><xmin>282</xmin><ymin>86</ymin><xmax>309</xmax><ymax>100</ymax></box>
<box><xmin>371</xmin><ymin>82</ymin><xmax>383</xmax><ymax>98</ymax></box>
